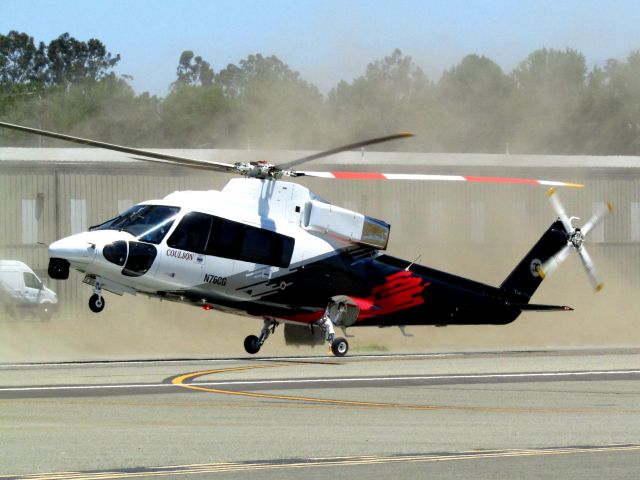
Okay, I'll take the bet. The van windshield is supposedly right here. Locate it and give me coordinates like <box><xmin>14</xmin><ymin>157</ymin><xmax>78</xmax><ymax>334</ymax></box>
<box><xmin>91</xmin><ymin>205</ymin><xmax>180</xmax><ymax>244</ymax></box>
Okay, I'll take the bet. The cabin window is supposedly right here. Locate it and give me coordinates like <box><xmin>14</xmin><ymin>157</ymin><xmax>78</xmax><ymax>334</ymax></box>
<box><xmin>167</xmin><ymin>212</ymin><xmax>295</xmax><ymax>268</ymax></box>
<box><xmin>209</xmin><ymin>218</ymin><xmax>295</xmax><ymax>268</ymax></box>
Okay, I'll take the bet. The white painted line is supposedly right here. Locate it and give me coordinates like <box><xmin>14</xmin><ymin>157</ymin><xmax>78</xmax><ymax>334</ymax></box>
<box><xmin>0</xmin><ymin>359</ymin><xmax>241</xmax><ymax>368</ymax></box>
<box><xmin>0</xmin><ymin>383</ymin><xmax>174</xmax><ymax>392</ymax></box>
<box><xmin>0</xmin><ymin>369</ymin><xmax>638</xmax><ymax>393</ymax></box>
<box><xmin>0</xmin><ymin>353</ymin><xmax>456</xmax><ymax>369</ymax></box>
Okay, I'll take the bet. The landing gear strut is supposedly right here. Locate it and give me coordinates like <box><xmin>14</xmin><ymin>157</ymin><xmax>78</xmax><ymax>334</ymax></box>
<box><xmin>317</xmin><ymin>303</ymin><xmax>349</xmax><ymax>357</ymax></box>
<box><xmin>244</xmin><ymin>318</ymin><xmax>278</xmax><ymax>355</ymax></box>
<box><xmin>88</xmin><ymin>282</ymin><xmax>105</xmax><ymax>313</ymax></box>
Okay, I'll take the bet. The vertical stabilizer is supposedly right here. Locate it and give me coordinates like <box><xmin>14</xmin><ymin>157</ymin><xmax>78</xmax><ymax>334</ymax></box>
<box><xmin>500</xmin><ymin>220</ymin><xmax>568</xmax><ymax>302</ymax></box>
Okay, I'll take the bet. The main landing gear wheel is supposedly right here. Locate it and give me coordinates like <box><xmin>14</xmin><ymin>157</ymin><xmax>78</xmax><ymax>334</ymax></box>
<box><xmin>244</xmin><ymin>334</ymin><xmax>261</xmax><ymax>355</ymax></box>
<box><xmin>331</xmin><ymin>337</ymin><xmax>349</xmax><ymax>357</ymax></box>
<box><xmin>88</xmin><ymin>294</ymin><xmax>105</xmax><ymax>313</ymax></box>
<box><xmin>317</xmin><ymin>302</ymin><xmax>350</xmax><ymax>357</ymax></box>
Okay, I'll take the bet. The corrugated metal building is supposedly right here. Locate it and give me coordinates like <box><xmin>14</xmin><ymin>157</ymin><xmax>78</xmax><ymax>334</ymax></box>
<box><xmin>1</xmin><ymin>147</ymin><xmax>639</xmax><ymax>317</ymax></box>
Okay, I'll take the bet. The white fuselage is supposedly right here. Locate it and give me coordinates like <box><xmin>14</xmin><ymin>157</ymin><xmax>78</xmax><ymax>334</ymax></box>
<box><xmin>48</xmin><ymin>179</ymin><xmax>371</xmax><ymax>309</ymax></box>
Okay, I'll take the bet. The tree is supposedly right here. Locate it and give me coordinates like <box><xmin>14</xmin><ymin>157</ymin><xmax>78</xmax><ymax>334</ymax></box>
<box><xmin>161</xmin><ymin>84</ymin><xmax>231</xmax><ymax>147</ymax></box>
<box><xmin>216</xmin><ymin>54</ymin><xmax>304</xmax><ymax>94</ymax></box>
<box><xmin>509</xmin><ymin>48</ymin><xmax>587</xmax><ymax>153</ymax></box>
<box><xmin>44</xmin><ymin>33</ymin><xmax>120</xmax><ymax>87</ymax></box>
<box><xmin>437</xmin><ymin>55</ymin><xmax>514</xmax><ymax>152</ymax></box>
<box><xmin>0</xmin><ymin>32</ymin><xmax>138</xmax><ymax>147</ymax></box>
<box><xmin>173</xmin><ymin>50</ymin><xmax>214</xmax><ymax>88</ymax></box>
<box><xmin>326</xmin><ymin>49</ymin><xmax>434</xmax><ymax>149</ymax></box>
<box><xmin>0</xmin><ymin>31</ymin><xmax>47</xmax><ymax>91</ymax></box>
<box><xmin>592</xmin><ymin>52</ymin><xmax>640</xmax><ymax>154</ymax></box>
<box><xmin>215</xmin><ymin>54</ymin><xmax>324</xmax><ymax>148</ymax></box>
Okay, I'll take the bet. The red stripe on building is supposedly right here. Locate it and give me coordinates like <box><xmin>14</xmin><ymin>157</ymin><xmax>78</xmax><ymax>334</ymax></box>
<box><xmin>331</xmin><ymin>172</ymin><xmax>387</xmax><ymax>180</ymax></box>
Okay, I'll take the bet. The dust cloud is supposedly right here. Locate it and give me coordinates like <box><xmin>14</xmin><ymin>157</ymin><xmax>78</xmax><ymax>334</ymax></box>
<box><xmin>2</xmin><ymin>48</ymin><xmax>638</xmax><ymax>362</ymax></box>
<box><xmin>1</xmin><ymin>182</ymin><xmax>636</xmax><ymax>363</ymax></box>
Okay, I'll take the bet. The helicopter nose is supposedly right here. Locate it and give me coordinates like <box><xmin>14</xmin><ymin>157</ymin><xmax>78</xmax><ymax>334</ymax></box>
<box><xmin>48</xmin><ymin>236</ymin><xmax>97</xmax><ymax>264</ymax></box>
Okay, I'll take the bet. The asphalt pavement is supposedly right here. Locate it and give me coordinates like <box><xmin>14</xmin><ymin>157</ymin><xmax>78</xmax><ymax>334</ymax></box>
<box><xmin>1</xmin><ymin>348</ymin><xmax>639</xmax><ymax>479</ymax></box>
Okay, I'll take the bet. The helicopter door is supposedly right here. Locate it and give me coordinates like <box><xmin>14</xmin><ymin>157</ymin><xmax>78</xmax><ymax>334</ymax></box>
<box><xmin>158</xmin><ymin>212</ymin><xmax>208</xmax><ymax>289</ymax></box>
<box><xmin>161</xmin><ymin>212</ymin><xmax>232</xmax><ymax>291</ymax></box>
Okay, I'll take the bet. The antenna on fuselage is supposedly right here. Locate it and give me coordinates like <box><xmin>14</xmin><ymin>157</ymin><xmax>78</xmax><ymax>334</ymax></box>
<box><xmin>405</xmin><ymin>254</ymin><xmax>422</xmax><ymax>271</ymax></box>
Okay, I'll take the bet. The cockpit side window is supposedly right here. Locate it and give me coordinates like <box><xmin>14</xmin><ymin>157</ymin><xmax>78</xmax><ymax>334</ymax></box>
<box><xmin>91</xmin><ymin>205</ymin><xmax>180</xmax><ymax>245</ymax></box>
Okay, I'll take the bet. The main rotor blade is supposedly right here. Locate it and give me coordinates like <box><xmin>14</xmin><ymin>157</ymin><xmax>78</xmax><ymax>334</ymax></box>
<box><xmin>537</xmin><ymin>243</ymin><xmax>572</xmax><ymax>279</ymax></box>
<box><xmin>581</xmin><ymin>201</ymin><xmax>613</xmax><ymax>237</ymax></box>
<box><xmin>0</xmin><ymin>121</ymin><xmax>238</xmax><ymax>174</ymax></box>
<box><xmin>276</xmin><ymin>132</ymin><xmax>414</xmax><ymax>170</ymax></box>
<box><xmin>128</xmin><ymin>156</ymin><xmax>233</xmax><ymax>172</ymax></box>
<box><xmin>547</xmin><ymin>187</ymin><xmax>575</xmax><ymax>232</ymax></box>
<box><xmin>292</xmin><ymin>171</ymin><xmax>584</xmax><ymax>187</ymax></box>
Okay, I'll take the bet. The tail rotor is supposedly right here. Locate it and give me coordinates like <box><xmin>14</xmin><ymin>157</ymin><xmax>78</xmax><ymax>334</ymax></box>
<box><xmin>538</xmin><ymin>188</ymin><xmax>612</xmax><ymax>292</ymax></box>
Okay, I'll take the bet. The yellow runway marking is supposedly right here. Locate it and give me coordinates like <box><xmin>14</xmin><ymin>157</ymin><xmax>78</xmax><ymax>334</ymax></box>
<box><xmin>8</xmin><ymin>445</ymin><xmax>640</xmax><ymax>480</ymax></box>
<box><xmin>170</xmin><ymin>364</ymin><xmax>640</xmax><ymax>414</ymax></box>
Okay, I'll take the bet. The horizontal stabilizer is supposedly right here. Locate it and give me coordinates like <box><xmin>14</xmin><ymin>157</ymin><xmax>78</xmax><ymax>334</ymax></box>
<box><xmin>516</xmin><ymin>304</ymin><xmax>573</xmax><ymax>312</ymax></box>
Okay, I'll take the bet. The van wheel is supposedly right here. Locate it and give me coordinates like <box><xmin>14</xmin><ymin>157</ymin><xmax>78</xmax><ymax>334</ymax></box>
<box><xmin>89</xmin><ymin>294</ymin><xmax>105</xmax><ymax>313</ymax></box>
<box><xmin>40</xmin><ymin>305</ymin><xmax>53</xmax><ymax>321</ymax></box>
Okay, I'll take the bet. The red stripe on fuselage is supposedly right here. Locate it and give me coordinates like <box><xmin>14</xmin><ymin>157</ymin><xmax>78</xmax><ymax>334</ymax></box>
<box><xmin>279</xmin><ymin>310</ymin><xmax>325</xmax><ymax>323</ymax></box>
<box><xmin>281</xmin><ymin>272</ymin><xmax>430</xmax><ymax>324</ymax></box>
<box><xmin>361</xmin><ymin>271</ymin><xmax>428</xmax><ymax>316</ymax></box>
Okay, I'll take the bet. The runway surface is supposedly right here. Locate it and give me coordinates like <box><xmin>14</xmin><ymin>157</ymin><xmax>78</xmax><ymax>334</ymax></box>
<box><xmin>1</xmin><ymin>348</ymin><xmax>640</xmax><ymax>479</ymax></box>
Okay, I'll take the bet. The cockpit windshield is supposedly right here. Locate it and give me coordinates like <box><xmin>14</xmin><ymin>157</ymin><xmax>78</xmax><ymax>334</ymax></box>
<box><xmin>90</xmin><ymin>205</ymin><xmax>181</xmax><ymax>244</ymax></box>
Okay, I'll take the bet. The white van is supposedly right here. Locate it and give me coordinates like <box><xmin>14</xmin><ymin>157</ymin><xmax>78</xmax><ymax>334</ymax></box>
<box><xmin>0</xmin><ymin>260</ymin><xmax>58</xmax><ymax>320</ymax></box>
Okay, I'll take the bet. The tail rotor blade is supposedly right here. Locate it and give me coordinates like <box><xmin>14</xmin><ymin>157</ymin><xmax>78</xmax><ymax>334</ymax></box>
<box><xmin>581</xmin><ymin>202</ymin><xmax>613</xmax><ymax>237</ymax></box>
<box><xmin>547</xmin><ymin>187</ymin><xmax>574</xmax><ymax>233</ymax></box>
<box><xmin>538</xmin><ymin>243</ymin><xmax>572</xmax><ymax>279</ymax></box>
<box><xmin>577</xmin><ymin>245</ymin><xmax>604</xmax><ymax>292</ymax></box>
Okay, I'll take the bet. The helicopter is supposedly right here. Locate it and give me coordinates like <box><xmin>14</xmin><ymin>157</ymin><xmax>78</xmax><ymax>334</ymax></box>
<box><xmin>0</xmin><ymin>121</ymin><xmax>611</xmax><ymax>356</ymax></box>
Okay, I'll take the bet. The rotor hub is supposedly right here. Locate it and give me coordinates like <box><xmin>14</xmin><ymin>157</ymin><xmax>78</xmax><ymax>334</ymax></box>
<box><xmin>570</xmin><ymin>229</ymin><xmax>584</xmax><ymax>249</ymax></box>
<box><xmin>234</xmin><ymin>161</ymin><xmax>282</xmax><ymax>179</ymax></box>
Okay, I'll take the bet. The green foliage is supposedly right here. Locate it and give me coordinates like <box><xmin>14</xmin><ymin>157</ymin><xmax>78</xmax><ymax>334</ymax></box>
<box><xmin>510</xmin><ymin>48</ymin><xmax>587</xmax><ymax>153</ymax></box>
<box><xmin>215</xmin><ymin>54</ymin><xmax>323</xmax><ymax>148</ymax></box>
<box><xmin>327</xmin><ymin>49</ymin><xmax>434</xmax><ymax>146</ymax></box>
<box><xmin>173</xmin><ymin>51</ymin><xmax>214</xmax><ymax>88</ymax></box>
<box><xmin>0</xmin><ymin>31</ymin><xmax>47</xmax><ymax>91</ymax></box>
<box><xmin>44</xmin><ymin>33</ymin><xmax>120</xmax><ymax>87</ymax></box>
<box><xmin>2</xmin><ymin>31</ymin><xmax>640</xmax><ymax>155</ymax></box>
<box><xmin>161</xmin><ymin>84</ymin><xmax>230</xmax><ymax>147</ymax></box>
<box><xmin>438</xmin><ymin>55</ymin><xmax>513</xmax><ymax>152</ymax></box>
<box><xmin>595</xmin><ymin>52</ymin><xmax>640</xmax><ymax>154</ymax></box>
<box><xmin>198</xmin><ymin>54</ymin><xmax>327</xmax><ymax>148</ymax></box>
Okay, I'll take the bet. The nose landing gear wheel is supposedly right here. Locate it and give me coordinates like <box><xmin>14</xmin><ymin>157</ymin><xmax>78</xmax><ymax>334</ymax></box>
<box><xmin>244</xmin><ymin>334</ymin><xmax>261</xmax><ymax>354</ymax></box>
<box><xmin>331</xmin><ymin>337</ymin><xmax>349</xmax><ymax>357</ymax></box>
<box><xmin>88</xmin><ymin>294</ymin><xmax>105</xmax><ymax>313</ymax></box>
